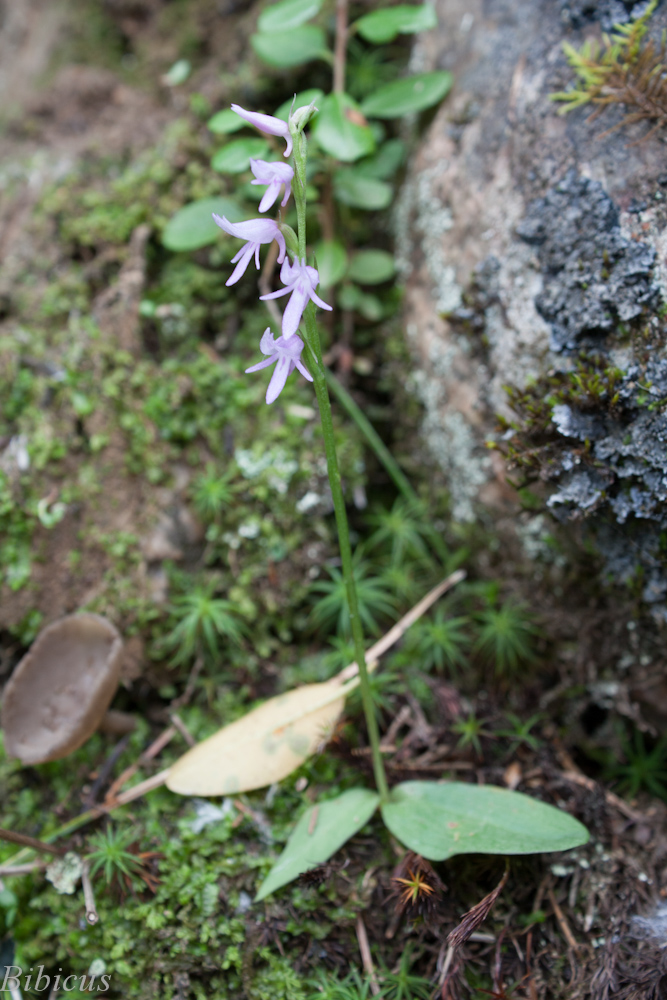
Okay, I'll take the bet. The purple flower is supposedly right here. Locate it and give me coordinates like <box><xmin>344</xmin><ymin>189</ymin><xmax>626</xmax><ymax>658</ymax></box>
<box><xmin>245</xmin><ymin>328</ymin><xmax>313</xmax><ymax>404</ymax></box>
<box><xmin>250</xmin><ymin>158</ymin><xmax>294</xmax><ymax>213</ymax></box>
<box><xmin>260</xmin><ymin>257</ymin><xmax>332</xmax><ymax>340</ymax></box>
<box><xmin>231</xmin><ymin>104</ymin><xmax>293</xmax><ymax>158</ymax></box>
<box><xmin>213</xmin><ymin>215</ymin><xmax>286</xmax><ymax>286</ymax></box>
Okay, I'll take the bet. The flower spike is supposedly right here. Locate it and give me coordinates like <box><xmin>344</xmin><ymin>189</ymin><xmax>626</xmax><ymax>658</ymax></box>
<box><xmin>260</xmin><ymin>257</ymin><xmax>332</xmax><ymax>340</ymax></box>
<box><xmin>245</xmin><ymin>329</ymin><xmax>313</xmax><ymax>404</ymax></box>
<box><xmin>231</xmin><ymin>104</ymin><xmax>293</xmax><ymax>158</ymax></box>
<box><xmin>213</xmin><ymin>215</ymin><xmax>286</xmax><ymax>286</ymax></box>
<box><xmin>250</xmin><ymin>159</ymin><xmax>294</xmax><ymax>213</ymax></box>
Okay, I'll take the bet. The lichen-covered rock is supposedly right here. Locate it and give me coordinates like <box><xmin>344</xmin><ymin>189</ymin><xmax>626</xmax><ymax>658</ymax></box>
<box><xmin>516</xmin><ymin>170</ymin><xmax>661</xmax><ymax>352</ymax></box>
<box><xmin>559</xmin><ymin>0</ymin><xmax>662</xmax><ymax>31</ymax></box>
<box><xmin>400</xmin><ymin>0</ymin><xmax>667</xmax><ymax>602</ymax></box>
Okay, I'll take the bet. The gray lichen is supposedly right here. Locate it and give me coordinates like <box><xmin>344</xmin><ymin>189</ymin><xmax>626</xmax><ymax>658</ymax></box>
<box><xmin>559</xmin><ymin>0</ymin><xmax>662</xmax><ymax>30</ymax></box>
<box><xmin>516</xmin><ymin>170</ymin><xmax>661</xmax><ymax>353</ymax></box>
<box><xmin>509</xmin><ymin>170</ymin><xmax>667</xmax><ymax>611</ymax></box>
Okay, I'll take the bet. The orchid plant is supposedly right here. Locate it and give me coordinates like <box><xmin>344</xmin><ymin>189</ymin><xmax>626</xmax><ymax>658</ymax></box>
<box><xmin>165</xmin><ymin>96</ymin><xmax>589</xmax><ymax>901</ymax></box>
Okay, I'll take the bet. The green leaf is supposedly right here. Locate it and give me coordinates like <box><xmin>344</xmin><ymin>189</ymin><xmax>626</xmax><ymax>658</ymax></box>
<box><xmin>333</xmin><ymin>170</ymin><xmax>392</xmax><ymax>210</ymax></box>
<box><xmin>358</xmin><ymin>292</ymin><xmax>383</xmax><ymax>321</ymax></box>
<box><xmin>163</xmin><ymin>59</ymin><xmax>191</xmax><ymax>86</ymax></box>
<box><xmin>314</xmin><ymin>240</ymin><xmax>348</xmax><ymax>288</ymax></box>
<box><xmin>256</xmin><ymin>788</ymin><xmax>379</xmax><ymax>900</ymax></box>
<box><xmin>274</xmin><ymin>88</ymin><xmax>325</xmax><ymax>122</ymax></box>
<box><xmin>381</xmin><ymin>781</ymin><xmax>589</xmax><ymax>862</ymax></box>
<box><xmin>361</xmin><ymin>71</ymin><xmax>453</xmax><ymax>119</ymax></box>
<box><xmin>250</xmin><ymin>25</ymin><xmax>327</xmax><ymax>68</ymax></box>
<box><xmin>354</xmin><ymin>139</ymin><xmax>406</xmax><ymax>180</ymax></box>
<box><xmin>162</xmin><ymin>197</ymin><xmax>245</xmax><ymax>252</ymax></box>
<box><xmin>347</xmin><ymin>249</ymin><xmax>395</xmax><ymax>285</ymax></box>
<box><xmin>355</xmin><ymin>4</ymin><xmax>437</xmax><ymax>44</ymax></box>
<box><xmin>211</xmin><ymin>138</ymin><xmax>270</xmax><ymax>174</ymax></box>
<box><xmin>258</xmin><ymin>0</ymin><xmax>323</xmax><ymax>32</ymax></box>
<box><xmin>311</xmin><ymin>92</ymin><xmax>376</xmax><ymax>163</ymax></box>
<box><xmin>208</xmin><ymin>109</ymin><xmax>246</xmax><ymax>134</ymax></box>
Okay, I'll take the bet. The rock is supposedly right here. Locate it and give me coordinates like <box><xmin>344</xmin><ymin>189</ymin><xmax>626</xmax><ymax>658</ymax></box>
<box><xmin>401</xmin><ymin>0</ymin><xmax>667</xmax><ymax>601</ymax></box>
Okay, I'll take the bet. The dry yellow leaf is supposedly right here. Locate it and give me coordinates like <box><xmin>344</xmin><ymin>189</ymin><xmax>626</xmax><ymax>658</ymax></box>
<box><xmin>166</xmin><ymin>678</ymin><xmax>356</xmax><ymax>796</ymax></box>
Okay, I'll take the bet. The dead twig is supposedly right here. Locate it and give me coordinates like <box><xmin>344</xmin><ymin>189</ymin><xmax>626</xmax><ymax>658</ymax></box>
<box><xmin>338</xmin><ymin>571</ymin><xmax>466</xmax><ymax>683</ymax></box>
<box><xmin>0</xmin><ymin>826</ymin><xmax>66</xmax><ymax>858</ymax></box>
<box><xmin>81</xmin><ymin>861</ymin><xmax>99</xmax><ymax>925</ymax></box>
<box><xmin>0</xmin><ymin>861</ymin><xmax>49</xmax><ymax>876</ymax></box>
<box><xmin>356</xmin><ymin>913</ymin><xmax>380</xmax><ymax>996</ymax></box>
<box><xmin>169</xmin><ymin>712</ymin><xmax>196</xmax><ymax>748</ymax></box>
<box><xmin>561</xmin><ymin>769</ymin><xmax>647</xmax><ymax>823</ymax></box>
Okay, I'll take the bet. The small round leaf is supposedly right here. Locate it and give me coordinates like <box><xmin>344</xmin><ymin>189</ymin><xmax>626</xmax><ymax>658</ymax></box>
<box><xmin>311</xmin><ymin>92</ymin><xmax>376</xmax><ymax>163</ymax></box>
<box><xmin>250</xmin><ymin>25</ymin><xmax>327</xmax><ymax>69</ymax></box>
<box><xmin>333</xmin><ymin>170</ymin><xmax>392</xmax><ymax>210</ymax></box>
<box><xmin>162</xmin><ymin>197</ymin><xmax>245</xmax><ymax>251</ymax></box>
<box><xmin>355</xmin><ymin>4</ymin><xmax>437</xmax><ymax>44</ymax></box>
<box><xmin>208</xmin><ymin>109</ymin><xmax>247</xmax><ymax>134</ymax></box>
<box><xmin>361</xmin><ymin>71</ymin><xmax>453</xmax><ymax>119</ymax></box>
<box><xmin>258</xmin><ymin>0</ymin><xmax>323</xmax><ymax>32</ymax></box>
<box><xmin>314</xmin><ymin>240</ymin><xmax>348</xmax><ymax>288</ymax></box>
<box><xmin>347</xmin><ymin>249</ymin><xmax>395</xmax><ymax>285</ymax></box>
<box><xmin>211</xmin><ymin>138</ymin><xmax>269</xmax><ymax>174</ymax></box>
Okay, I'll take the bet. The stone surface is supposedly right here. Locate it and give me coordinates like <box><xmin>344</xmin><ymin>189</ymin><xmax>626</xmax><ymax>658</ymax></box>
<box><xmin>401</xmin><ymin>0</ymin><xmax>667</xmax><ymax>597</ymax></box>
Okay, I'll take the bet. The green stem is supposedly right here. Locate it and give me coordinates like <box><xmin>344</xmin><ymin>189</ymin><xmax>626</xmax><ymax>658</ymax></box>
<box><xmin>303</xmin><ymin>318</ymin><xmax>389</xmax><ymax>803</ymax></box>
<box><xmin>324</xmin><ymin>370</ymin><xmax>451</xmax><ymax>567</ymax></box>
<box><xmin>325</xmin><ymin>369</ymin><xmax>416</xmax><ymax>501</ymax></box>
<box><xmin>290</xmin><ymin>122</ymin><xmax>389</xmax><ymax>803</ymax></box>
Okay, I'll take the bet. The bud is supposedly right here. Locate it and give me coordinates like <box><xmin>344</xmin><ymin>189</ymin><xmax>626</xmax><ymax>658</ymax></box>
<box><xmin>289</xmin><ymin>100</ymin><xmax>319</xmax><ymax>133</ymax></box>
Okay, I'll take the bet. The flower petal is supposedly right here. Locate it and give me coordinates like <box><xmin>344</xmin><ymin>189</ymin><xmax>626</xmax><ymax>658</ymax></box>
<box><xmin>226</xmin><ymin>245</ymin><xmax>256</xmax><ymax>286</ymax></box>
<box><xmin>266</xmin><ymin>356</ymin><xmax>291</xmax><ymax>404</ymax></box>
<box><xmin>231</xmin><ymin>105</ymin><xmax>290</xmax><ymax>139</ymax></box>
<box><xmin>245</xmin><ymin>355</ymin><xmax>277</xmax><ymax>374</ymax></box>
<box><xmin>309</xmin><ymin>289</ymin><xmax>333</xmax><ymax>312</ymax></box>
<box><xmin>260</xmin><ymin>285</ymin><xmax>292</xmax><ymax>302</ymax></box>
<box><xmin>258</xmin><ymin>181</ymin><xmax>281</xmax><ymax>213</ymax></box>
<box><xmin>214</xmin><ymin>215</ymin><xmax>281</xmax><ymax>243</ymax></box>
<box><xmin>259</xmin><ymin>328</ymin><xmax>276</xmax><ymax>354</ymax></box>
<box><xmin>282</xmin><ymin>286</ymin><xmax>310</xmax><ymax>339</ymax></box>
<box><xmin>295</xmin><ymin>359</ymin><xmax>314</xmax><ymax>382</ymax></box>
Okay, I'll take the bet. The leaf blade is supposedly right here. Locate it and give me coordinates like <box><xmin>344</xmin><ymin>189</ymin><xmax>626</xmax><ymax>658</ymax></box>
<box><xmin>256</xmin><ymin>788</ymin><xmax>379</xmax><ymax>900</ymax></box>
<box><xmin>167</xmin><ymin>679</ymin><xmax>353</xmax><ymax>796</ymax></box>
<box><xmin>360</xmin><ymin>71</ymin><xmax>453</xmax><ymax>119</ymax></box>
<box><xmin>311</xmin><ymin>92</ymin><xmax>376</xmax><ymax>163</ymax></box>
<box><xmin>162</xmin><ymin>197</ymin><xmax>245</xmax><ymax>251</ymax></box>
<box><xmin>381</xmin><ymin>781</ymin><xmax>589</xmax><ymax>861</ymax></box>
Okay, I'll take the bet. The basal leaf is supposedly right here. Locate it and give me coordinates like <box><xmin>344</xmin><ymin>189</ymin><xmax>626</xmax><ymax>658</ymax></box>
<box><xmin>333</xmin><ymin>169</ymin><xmax>392</xmax><ymax>210</ymax></box>
<box><xmin>258</xmin><ymin>0</ymin><xmax>323</xmax><ymax>32</ymax></box>
<box><xmin>162</xmin><ymin>197</ymin><xmax>245</xmax><ymax>251</ymax></box>
<box><xmin>347</xmin><ymin>249</ymin><xmax>396</xmax><ymax>285</ymax></box>
<box><xmin>211</xmin><ymin>138</ymin><xmax>270</xmax><ymax>174</ymax></box>
<box><xmin>355</xmin><ymin>4</ymin><xmax>437</xmax><ymax>44</ymax></box>
<box><xmin>167</xmin><ymin>678</ymin><xmax>355</xmax><ymax>795</ymax></box>
<box><xmin>256</xmin><ymin>788</ymin><xmax>379</xmax><ymax>900</ymax></box>
<box><xmin>251</xmin><ymin>25</ymin><xmax>327</xmax><ymax>69</ymax></box>
<box><xmin>381</xmin><ymin>781</ymin><xmax>589</xmax><ymax>861</ymax></box>
<box><xmin>314</xmin><ymin>240</ymin><xmax>348</xmax><ymax>288</ymax></box>
<box><xmin>311</xmin><ymin>92</ymin><xmax>376</xmax><ymax>163</ymax></box>
<box><xmin>360</xmin><ymin>71</ymin><xmax>453</xmax><ymax>119</ymax></box>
